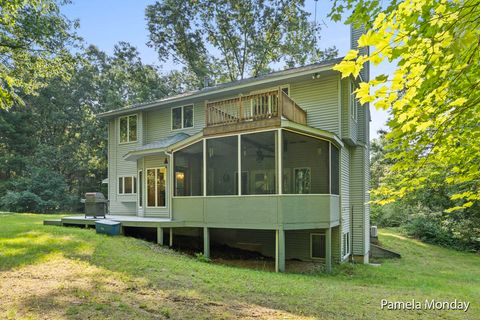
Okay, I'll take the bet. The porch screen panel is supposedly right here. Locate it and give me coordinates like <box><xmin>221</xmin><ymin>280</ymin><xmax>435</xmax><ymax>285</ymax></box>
<box><xmin>206</xmin><ymin>136</ymin><xmax>238</xmax><ymax>195</ymax></box>
<box><xmin>174</xmin><ymin>141</ymin><xmax>203</xmax><ymax>196</ymax></box>
<box><xmin>330</xmin><ymin>144</ymin><xmax>340</xmax><ymax>195</ymax></box>
<box><xmin>282</xmin><ymin>131</ymin><xmax>330</xmax><ymax>194</ymax></box>
<box><xmin>241</xmin><ymin>131</ymin><xmax>276</xmax><ymax>195</ymax></box>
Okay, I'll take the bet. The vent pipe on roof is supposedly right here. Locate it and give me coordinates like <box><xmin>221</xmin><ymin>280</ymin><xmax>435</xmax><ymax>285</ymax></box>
<box><xmin>204</xmin><ymin>76</ymin><xmax>212</xmax><ymax>88</ymax></box>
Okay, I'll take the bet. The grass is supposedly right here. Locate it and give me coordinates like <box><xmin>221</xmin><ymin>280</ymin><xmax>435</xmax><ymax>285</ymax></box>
<box><xmin>0</xmin><ymin>213</ymin><xmax>478</xmax><ymax>319</ymax></box>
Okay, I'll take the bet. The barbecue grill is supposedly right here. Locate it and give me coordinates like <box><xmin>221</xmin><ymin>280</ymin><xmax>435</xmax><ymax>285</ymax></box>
<box><xmin>81</xmin><ymin>192</ymin><xmax>108</xmax><ymax>218</ymax></box>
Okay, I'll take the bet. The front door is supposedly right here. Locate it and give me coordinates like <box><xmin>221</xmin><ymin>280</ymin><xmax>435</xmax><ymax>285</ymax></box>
<box><xmin>146</xmin><ymin>167</ymin><xmax>167</xmax><ymax>208</ymax></box>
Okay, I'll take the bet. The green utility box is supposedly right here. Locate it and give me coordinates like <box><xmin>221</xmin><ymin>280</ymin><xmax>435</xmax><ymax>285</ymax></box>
<box><xmin>95</xmin><ymin>220</ymin><xmax>121</xmax><ymax>236</ymax></box>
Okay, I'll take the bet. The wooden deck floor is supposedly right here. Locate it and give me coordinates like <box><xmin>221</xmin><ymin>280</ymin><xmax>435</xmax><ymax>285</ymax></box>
<box><xmin>60</xmin><ymin>215</ymin><xmax>184</xmax><ymax>228</ymax></box>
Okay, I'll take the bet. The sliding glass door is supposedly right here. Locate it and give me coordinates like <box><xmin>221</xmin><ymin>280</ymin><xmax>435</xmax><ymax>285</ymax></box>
<box><xmin>146</xmin><ymin>167</ymin><xmax>167</xmax><ymax>207</ymax></box>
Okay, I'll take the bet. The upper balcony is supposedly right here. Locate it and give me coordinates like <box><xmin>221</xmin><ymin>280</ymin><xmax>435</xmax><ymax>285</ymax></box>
<box><xmin>204</xmin><ymin>89</ymin><xmax>307</xmax><ymax>135</ymax></box>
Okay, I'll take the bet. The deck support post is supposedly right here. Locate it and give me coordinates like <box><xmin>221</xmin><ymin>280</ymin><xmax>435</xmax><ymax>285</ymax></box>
<box><xmin>275</xmin><ymin>229</ymin><xmax>285</xmax><ymax>272</ymax></box>
<box><xmin>326</xmin><ymin>227</ymin><xmax>332</xmax><ymax>273</ymax></box>
<box><xmin>203</xmin><ymin>227</ymin><xmax>210</xmax><ymax>258</ymax></box>
<box><xmin>157</xmin><ymin>227</ymin><xmax>164</xmax><ymax>245</ymax></box>
<box><xmin>169</xmin><ymin>228</ymin><xmax>173</xmax><ymax>247</ymax></box>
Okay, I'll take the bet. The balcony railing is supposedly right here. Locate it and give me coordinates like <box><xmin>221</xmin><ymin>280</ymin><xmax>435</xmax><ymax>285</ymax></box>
<box><xmin>206</xmin><ymin>89</ymin><xmax>307</xmax><ymax>127</ymax></box>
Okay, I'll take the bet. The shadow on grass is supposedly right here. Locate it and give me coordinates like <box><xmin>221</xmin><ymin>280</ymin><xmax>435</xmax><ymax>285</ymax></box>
<box><xmin>0</xmin><ymin>230</ymin><xmax>89</xmax><ymax>271</ymax></box>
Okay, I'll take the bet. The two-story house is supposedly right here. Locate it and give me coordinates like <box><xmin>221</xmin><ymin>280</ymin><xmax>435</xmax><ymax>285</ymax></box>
<box><xmin>91</xmin><ymin>28</ymin><xmax>370</xmax><ymax>272</ymax></box>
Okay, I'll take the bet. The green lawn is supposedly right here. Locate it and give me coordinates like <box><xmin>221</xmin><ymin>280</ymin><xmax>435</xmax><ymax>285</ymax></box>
<box><xmin>0</xmin><ymin>213</ymin><xmax>478</xmax><ymax>319</ymax></box>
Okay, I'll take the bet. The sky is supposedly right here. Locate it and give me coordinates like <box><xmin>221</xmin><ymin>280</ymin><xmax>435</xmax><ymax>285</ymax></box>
<box><xmin>62</xmin><ymin>0</ymin><xmax>391</xmax><ymax>140</ymax></box>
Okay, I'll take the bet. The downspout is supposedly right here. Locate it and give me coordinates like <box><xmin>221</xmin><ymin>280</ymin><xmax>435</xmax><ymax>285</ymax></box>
<box><xmin>350</xmin><ymin>205</ymin><xmax>354</xmax><ymax>263</ymax></box>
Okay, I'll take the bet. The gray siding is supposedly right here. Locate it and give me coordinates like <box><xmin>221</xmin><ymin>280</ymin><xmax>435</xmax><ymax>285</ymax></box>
<box><xmin>350</xmin><ymin>145</ymin><xmax>369</xmax><ymax>256</ymax></box>
<box><xmin>364</xmin><ymin>143</ymin><xmax>371</xmax><ymax>254</ymax></box>
<box><xmin>340</xmin><ymin>78</ymin><xmax>358</xmax><ymax>143</ymax></box>
<box><xmin>108</xmin><ymin>112</ymin><xmax>144</xmax><ymax>215</ymax></box>
<box><xmin>340</xmin><ymin>145</ymin><xmax>351</xmax><ymax>260</ymax></box>
<box><xmin>290</xmin><ymin>75</ymin><xmax>340</xmax><ymax>136</ymax></box>
<box><xmin>145</xmin><ymin>103</ymin><xmax>204</xmax><ymax>144</ymax></box>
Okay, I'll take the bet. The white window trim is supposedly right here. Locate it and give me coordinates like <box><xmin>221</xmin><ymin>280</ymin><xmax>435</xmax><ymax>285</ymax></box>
<box><xmin>138</xmin><ymin>170</ymin><xmax>143</xmax><ymax>208</ymax></box>
<box><xmin>310</xmin><ymin>233</ymin><xmax>326</xmax><ymax>260</ymax></box>
<box><xmin>171</xmin><ymin>105</ymin><xmax>194</xmax><ymax>131</ymax></box>
<box><xmin>146</xmin><ymin>167</ymin><xmax>168</xmax><ymax>208</ymax></box>
<box><xmin>117</xmin><ymin>175</ymin><xmax>137</xmax><ymax>195</ymax></box>
<box><xmin>118</xmin><ymin>114</ymin><xmax>138</xmax><ymax>144</ymax></box>
<box><xmin>350</xmin><ymin>82</ymin><xmax>358</xmax><ymax>122</ymax></box>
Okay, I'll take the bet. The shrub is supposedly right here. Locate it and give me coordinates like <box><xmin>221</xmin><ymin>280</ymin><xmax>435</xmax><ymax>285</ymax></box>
<box><xmin>371</xmin><ymin>202</ymin><xmax>409</xmax><ymax>227</ymax></box>
<box><xmin>405</xmin><ymin>214</ymin><xmax>454</xmax><ymax>248</ymax></box>
<box><xmin>0</xmin><ymin>167</ymin><xmax>76</xmax><ymax>213</ymax></box>
<box><xmin>0</xmin><ymin>191</ymin><xmax>43</xmax><ymax>213</ymax></box>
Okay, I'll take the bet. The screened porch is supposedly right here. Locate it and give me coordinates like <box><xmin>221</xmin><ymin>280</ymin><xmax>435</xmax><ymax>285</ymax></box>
<box><xmin>171</xmin><ymin>127</ymin><xmax>341</xmax><ymax>229</ymax></box>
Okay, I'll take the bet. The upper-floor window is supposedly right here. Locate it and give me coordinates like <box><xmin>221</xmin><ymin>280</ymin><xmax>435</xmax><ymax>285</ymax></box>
<box><xmin>119</xmin><ymin>115</ymin><xmax>137</xmax><ymax>143</ymax></box>
<box><xmin>350</xmin><ymin>82</ymin><xmax>358</xmax><ymax>121</ymax></box>
<box><xmin>172</xmin><ymin>105</ymin><xmax>194</xmax><ymax>130</ymax></box>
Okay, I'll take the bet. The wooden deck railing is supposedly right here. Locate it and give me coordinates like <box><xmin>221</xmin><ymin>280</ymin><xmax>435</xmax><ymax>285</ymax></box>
<box><xmin>206</xmin><ymin>89</ymin><xmax>307</xmax><ymax>127</ymax></box>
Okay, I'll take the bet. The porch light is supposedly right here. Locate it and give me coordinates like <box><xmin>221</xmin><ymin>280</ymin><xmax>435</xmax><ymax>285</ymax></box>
<box><xmin>175</xmin><ymin>172</ymin><xmax>185</xmax><ymax>180</ymax></box>
<box><xmin>164</xmin><ymin>158</ymin><xmax>168</xmax><ymax>164</ymax></box>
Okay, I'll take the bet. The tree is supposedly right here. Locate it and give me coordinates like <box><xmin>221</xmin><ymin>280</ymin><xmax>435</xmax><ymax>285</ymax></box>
<box><xmin>0</xmin><ymin>0</ymin><xmax>79</xmax><ymax>109</ymax></box>
<box><xmin>330</xmin><ymin>0</ymin><xmax>480</xmax><ymax>212</ymax></box>
<box><xmin>0</xmin><ymin>42</ymin><xmax>172</xmax><ymax>213</ymax></box>
<box><xmin>146</xmin><ymin>0</ymin><xmax>337</xmax><ymax>87</ymax></box>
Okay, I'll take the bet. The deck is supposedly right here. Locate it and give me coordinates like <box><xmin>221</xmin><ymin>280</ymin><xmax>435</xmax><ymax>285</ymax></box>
<box><xmin>204</xmin><ymin>89</ymin><xmax>307</xmax><ymax>135</ymax></box>
<box><xmin>58</xmin><ymin>215</ymin><xmax>184</xmax><ymax>228</ymax></box>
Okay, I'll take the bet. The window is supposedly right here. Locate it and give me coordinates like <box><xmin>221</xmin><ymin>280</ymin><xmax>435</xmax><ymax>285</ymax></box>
<box><xmin>241</xmin><ymin>132</ymin><xmax>276</xmax><ymax>195</ymax></box>
<box><xmin>118</xmin><ymin>176</ymin><xmax>137</xmax><ymax>195</ymax></box>
<box><xmin>331</xmin><ymin>144</ymin><xmax>340</xmax><ymax>195</ymax></box>
<box><xmin>343</xmin><ymin>232</ymin><xmax>350</xmax><ymax>257</ymax></box>
<box><xmin>119</xmin><ymin>115</ymin><xmax>137</xmax><ymax>143</ymax></box>
<box><xmin>311</xmin><ymin>233</ymin><xmax>326</xmax><ymax>259</ymax></box>
<box><xmin>282</xmin><ymin>131</ymin><xmax>330</xmax><ymax>194</ymax></box>
<box><xmin>206</xmin><ymin>136</ymin><xmax>238</xmax><ymax>195</ymax></box>
<box><xmin>172</xmin><ymin>105</ymin><xmax>194</xmax><ymax>130</ymax></box>
<box><xmin>350</xmin><ymin>82</ymin><xmax>358</xmax><ymax>121</ymax></box>
<box><xmin>146</xmin><ymin>167</ymin><xmax>166</xmax><ymax>207</ymax></box>
<box><xmin>174</xmin><ymin>141</ymin><xmax>203</xmax><ymax>196</ymax></box>
<box><xmin>138</xmin><ymin>171</ymin><xmax>143</xmax><ymax>207</ymax></box>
